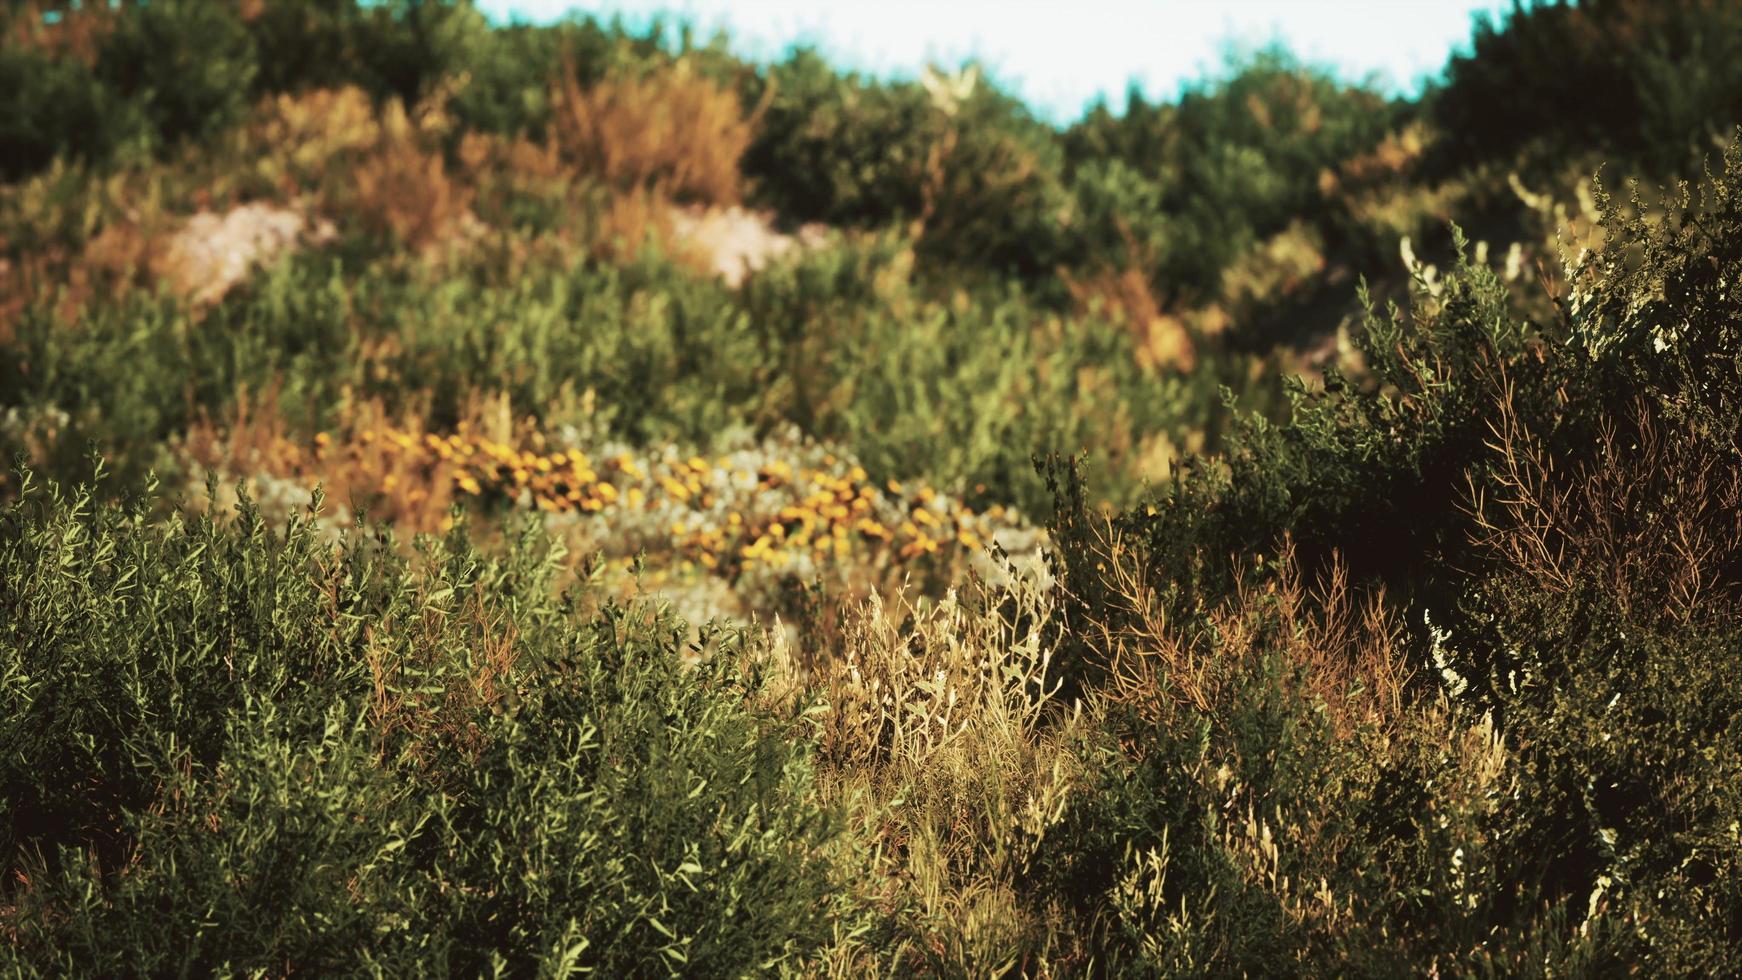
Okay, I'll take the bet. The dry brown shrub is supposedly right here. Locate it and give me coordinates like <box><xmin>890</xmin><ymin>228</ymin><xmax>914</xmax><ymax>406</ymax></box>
<box><xmin>587</xmin><ymin>184</ymin><xmax>675</xmax><ymax>261</ymax></box>
<box><xmin>456</xmin><ymin>128</ymin><xmax>724</xmax><ymax>276</ymax></box>
<box><xmin>0</xmin><ymin>170</ymin><xmax>182</xmax><ymax>332</ymax></box>
<box><xmin>1466</xmin><ymin>379</ymin><xmax>1742</xmax><ymax>624</ymax></box>
<box><xmin>1065</xmin><ymin>263</ymin><xmax>1197</xmax><ymax>373</ymax></box>
<box><xmin>250</xmin><ymin>86</ymin><xmax>381</xmax><ymax>188</ymax></box>
<box><xmin>459</xmin><ymin>130</ymin><xmax>569</xmax><ymax>204</ymax></box>
<box><xmin>347</xmin><ymin>95</ymin><xmax>478</xmax><ymax>254</ymax></box>
<box><xmin>5</xmin><ymin>1</ymin><xmax>115</xmax><ymax>64</ymax></box>
<box><xmin>251</xmin><ymin>84</ymin><xmax>479</xmax><ymax>255</ymax></box>
<box><xmin>180</xmin><ymin>386</ymin><xmax>462</xmax><ymax>537</ymax></box>
<box><xmin>1087</xmin><ymin>520</ymin><xmax>1411</xmax><ymax>739</ymax></box>
<box><xmin>550</xmin><ymin>57</ymin><xmax>754</xmax><ymax>207</ymax></box>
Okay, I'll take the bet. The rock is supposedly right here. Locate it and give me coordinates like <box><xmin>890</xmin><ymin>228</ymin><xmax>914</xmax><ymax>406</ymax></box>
<box><xmin>160</xmin><ymin>201</ymin><xmax>336</xmax><ymax>307</ymax></box>
<box><xmin>666</xmin><ymin>204</ymin><xmax>828</xmax><ymax>287</ymax></box>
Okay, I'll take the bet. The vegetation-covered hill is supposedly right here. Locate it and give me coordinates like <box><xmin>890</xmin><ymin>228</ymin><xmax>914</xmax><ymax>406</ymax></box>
<box><xmin>4</xmin><ymin>0</ymin><xmax>1742</xmax><ymax>973</ymax></box>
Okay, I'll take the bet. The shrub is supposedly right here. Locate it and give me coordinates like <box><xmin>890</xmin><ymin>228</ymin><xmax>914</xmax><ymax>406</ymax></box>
<box><xmin>1569</xmin><ymin>140</ymin><xmax>1742</xmax><ymax>450</ymax></box>
<box><xmin>797</xmin><ymin>574</ymin><xmax>1086</xmax><ymax>973</ymax></box>
<box><xmin>0</xmin><ymin>466</ymin><xmax>869</xmax><ymax>974</ymax></box>
<box><xmin>244</xmin><ymin>0</ymin><xmax>364</xmax><ymax>95</ymax></box>
<box><xmin>93</xmin><ymin>0</ymin><xmax>258</xmax><ymax>152</ymax></box>
<box><xmin>551</xmin><ymin>56</ymin><xmax>752</xmax><ymax>206</ymax></box>
<box><xmin>1028</xmin><ymin>126</ymin><xmax>1742</xmax><ymax>978</ymax></box>
<box><xmin>1062</xmin><ymin>49</ymin><xmax>1397</xmax><ymax>305</ymax></box>
<box><xmin>1432</xmin><ymin>0</ymin><xmax>1742</xmax><ymax>179</ymax></box>
<box><xmin>740</xmin><ymin>49</ymin><xmax>934</xmax><ymax>228</ymax></box>
<box><xmin>741</xmin><ymin>54</ymin><xmax>1073</xmax><ymax>277</ymax></box>
<box><xmin>0</xmin><ymin>45</ymin><xmax>133</xmax><ymax>183</ymax></box>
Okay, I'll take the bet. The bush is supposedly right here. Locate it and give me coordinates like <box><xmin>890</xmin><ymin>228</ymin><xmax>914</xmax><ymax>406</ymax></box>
<box><xmin>93</xmin><ymin>0</ymin><xmax>258</xmax><ymax>152</ymax></box>
<box><xmin>1569</xmin><ymin>141</ymin><xmax>1742</xmax><ymax>449</ymax></box>
<box><xmin>550</xmin><ymin>56</ymin><xmax>752</xmax><ymax>206</ymax></box>
<box><xmin>1432</xmin><ymin>0</ymin><xmax>1742</xmax><ymax>179</ymax></box>
<box><xmin>0</xmin><ymin>466</ymin><xmax>868</xmax><ymax>974</ymax></box>
<box><xmin>1062</xmin><ymin>49</ymin><xmax>1397</xmax><ymax>304</ymax></box>
<box><xmin>741</xmin><ymin>53</ymin><xmax>1074</xmax><ymax>277</ymax></box>
<box><xmin>1028</xmin><ymin>130</ymin><xmax>1742</xmax><ymax>976</ymax></box>
<box><xmin>0</xmin><ymin>46</ymin><xmax>135</xmax><ymax>182</ymax></box>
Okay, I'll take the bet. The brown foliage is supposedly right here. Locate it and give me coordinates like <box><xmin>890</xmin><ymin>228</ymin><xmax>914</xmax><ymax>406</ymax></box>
<box><xmin>5</xmin><ymin>2</ymin><xmax>115</xmax><ymax>65</ymax></box>
<box><xmin>180</xmin><ymin>385</ymin><xmax>463</xmax><ymax>537</ymax></box>
<box><xmin>1065</xmin><ymin>264</ymin><xmax>1196</xmax><ymax>373</ymax></box>
<box><xmin>346</xmin><ymin>93</ymin><xmax>478</xmax><ymax>254</ymax></box>
<box><xmin>250</xmin><ymin>84</ymin><xmax>478</xmax><ymax>254</ymax></box>
<box><xmin>1466</xmin><ymin>378</ymin><xmax>1742</xmax><ymax>625</ymax></box>
<box><xmin>1086</xmin><ymin>520</ymin><xmax>1411</xmax><ymax>739</ymax></box>
<box><xmin>549</xmin><ymin>57</ymin><xmax>753</xmax><ymax>207</ymax></box>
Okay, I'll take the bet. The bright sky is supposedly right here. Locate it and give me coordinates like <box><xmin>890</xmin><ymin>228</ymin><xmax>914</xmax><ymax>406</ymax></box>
<box><xmin>478</xmin><ymin>0</ymin><xmax>1515</xmax><ymax>124</ymax></box>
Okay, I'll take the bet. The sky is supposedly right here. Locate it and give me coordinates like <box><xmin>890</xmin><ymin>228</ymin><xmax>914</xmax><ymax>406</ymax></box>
<box><xmin>477</xmin><ymin>0</ymin><xmax>1517</xmax><ymax>124</ymax></box>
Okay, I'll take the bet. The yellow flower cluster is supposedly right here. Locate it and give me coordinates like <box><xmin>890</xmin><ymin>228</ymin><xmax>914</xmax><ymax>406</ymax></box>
<box><xmin>323</xmin><ymin>426</ymin><xmax>1009</xmax><ymax>577</ymax></box>
<box><xmin>695</xmin><ymin>461</ymin><xmax>996</xmax><ymax>572</ymax></box>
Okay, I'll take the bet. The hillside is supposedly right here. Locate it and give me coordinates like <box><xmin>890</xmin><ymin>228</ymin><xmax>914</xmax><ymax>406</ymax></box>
<box><xmin>4</xmin><ymin>0</ymin><xmax>1742</xmax><ymax>973</ymax></box>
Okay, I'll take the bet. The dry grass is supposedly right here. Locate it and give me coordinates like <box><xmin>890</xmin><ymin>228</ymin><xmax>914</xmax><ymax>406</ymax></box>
<box><xmin>550</xmin><ymin>57</ymin><xmax>754</xmax><ymax>207</ymax></box>
<box><xmin>775</xmin><ymin>574</ymin><xmax>1087</xmax><ymax>973</ymax></box>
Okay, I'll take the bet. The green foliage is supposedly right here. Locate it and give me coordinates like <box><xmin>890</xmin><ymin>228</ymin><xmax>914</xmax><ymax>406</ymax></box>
<box><xmin>94</xmin><ymin>0</ymin><xmax>258</xmax><ymax>151</ymax></box>
<box><xmin>1</xmin><ymin>235</ymin><xmax>1244</xmax><ymax>513</ymax></box>
<box><xmin>741</xmin><ymin>53</ymin><xmax>1074</xmax><ymax>277</ymax></box>
<box><xmin>0</xmin><ymin>46</ymin><xmax>135</xmax><ymax>182</ymax></box>
<box><xmin>1433</xmin><ymin>0</ymin><xmax>1742</xmax><ymax>178</ymax></box>
<box><xmin>1028</xmin><ymin>133</ymin><xmax>1742</xmax><ymax>975</ymax></box>
<box><xmin>0</xmin><ymin>261</ymin><xmax>356</xmax><ymax>485</ymax></box>
<box><xmin>741</xmin><ymin>50</ymin><xmax>934</xmax><ymax>228</ymax></box>
<box><xmin>1063</xmin><ymin>49</ymin><xmax>1398</xmax><ymax>301</ymax></box>
<box><xmin>738</xmin><ymin>236</ymin><xmax>1245</xmax><ymax>511</ymax></box>
<box><xmin>340</xmin><ymin>0</ymin><xmax>495</xmax><ymax>111</ymax></box>
<box><xmin>0</xmin><ymin>467</ymin><xmax>866</xmax><ymax>974</ymax></box>
<box><xmin>9</xmin><ymin>2</ymin><xmax>1742</xmax><ymax>972</ymax></box>
<box><xmin>245</xmin><ymin>0</ymin><xmax>496</xmax><ymax>109</ymax></box>
<box><xmin>1571</xmin><ymin>142</ymin><xmax>1742</xmax><ymax>448</ymax></box>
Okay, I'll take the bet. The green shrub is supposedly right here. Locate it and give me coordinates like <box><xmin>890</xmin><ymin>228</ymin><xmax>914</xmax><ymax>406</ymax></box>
<box><xmin>0</xmin><ymin>45</ymin><xmax>138</xmax><ymax>182</ymax></box>
<box><xmin>93</xmin><ymin>0</ymin><xmax>258</xmax><ymax>151</ymax></box>
<box><xmin>1569</xmin><ymin>142</ymin><xmax>1742</xmax><ymax>449</ymax></box>
<box><xmin>740</xmin><ymin>50</ymin><xmax>932</xmax><ymax>229</ymax></box>
<box><xmin>0</xmin><ymin>466</ymin><xmax>868</xmax><ymax>974</ymax></box>
<box><xmin>0</xmin><ymin>258</ymin><xmax>357</xmax><ymax>486</ymax></box>
<box><xmin>1027</xmin><ymin>129</ymin><xmax>1742</xmax><ymax>978</ymax></box>
<box><xmin>244</xmin><ymin>0</ymin><xmax>368</xmax><ymax>96</ymax></box>
<box><xmin>741</xmin><ymin>53</ymin><xmax>1074</xmax><ymax>278</ymax></box>
<box><xmin>1432</xmin><ymin>0</ymin><xmax>1742</xmax><ymax>179</ymax></box>
<box><xmin>1062</xmin><ymin>49</ymin><xmax>1397</xmax><ymax>302</ymax></box>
